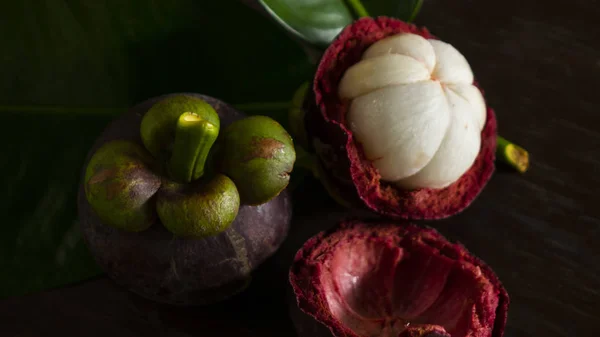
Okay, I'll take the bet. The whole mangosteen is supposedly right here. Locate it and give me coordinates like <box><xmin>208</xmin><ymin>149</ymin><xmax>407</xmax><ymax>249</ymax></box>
<box><xmin>77</xmin><ymin>93</ymin><xmax>295</xmax><ymax>305</ymax></box>
<box><xmin>304</xmin><ymin>17</ymin><xmax>498</xmax><ymax>219</ymax></box>
<box><xmin>289</xmin><ymin>218</ymin><xmax>509</xmax><ymax>337</ymax></box>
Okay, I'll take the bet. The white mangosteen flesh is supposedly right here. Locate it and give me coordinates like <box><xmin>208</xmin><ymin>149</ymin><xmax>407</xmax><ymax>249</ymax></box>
<box><xmin>338</xmin><ymin>33</ymin><xmax>487</xmax><ymax>190</ymax></box>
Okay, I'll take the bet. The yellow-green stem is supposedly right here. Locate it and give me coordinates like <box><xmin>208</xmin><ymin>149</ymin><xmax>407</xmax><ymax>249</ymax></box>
<box><xmin>168</xmin><ymin>112</ymin><xmax>219</xmax><ymax>183</ymax></box>
<box><xmin>496</xmin><ymin>136</ymin><xmax>529</xmax><ymax>173</ymax></box>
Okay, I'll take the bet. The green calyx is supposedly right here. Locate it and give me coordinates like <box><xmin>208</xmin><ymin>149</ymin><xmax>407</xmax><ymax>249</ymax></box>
<box><xmin>84</xmin><ymin>94</ymin><xmax>296</xmax><ymax>238</ymax></box>
<box><xmin>84</xmin><ymin>140</ymin><xmax>161</xmax><ymax>232</ymax></box>
<box><xmin>219</xmin><ymin>116</ymin><xmax>296</xmax><ymax>205</ymax></box>
<box><xmin>156</xmin><ymin>176</ymin><xmax>240</xmax><ymax>238</ymax></box>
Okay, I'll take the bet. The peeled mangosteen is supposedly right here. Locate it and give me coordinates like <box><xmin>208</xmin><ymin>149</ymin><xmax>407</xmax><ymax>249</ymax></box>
<box><xmin>77</xmin><ymin>93</ymin><xmax>295</xmax><ymax>305</ymax></box>
<box><xmin>289</xmin><ymin>218</ymin><xmax>509</xmax><ymax>337</ymax></box>
<box><xmin>304</xmin><ymin>17</ymin><xmax>498</xmax><ymax>219</ymax></box>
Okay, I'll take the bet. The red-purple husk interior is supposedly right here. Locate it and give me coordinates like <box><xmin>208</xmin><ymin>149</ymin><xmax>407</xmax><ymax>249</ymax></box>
<box><xmin>289</xmin><ymin>219</ymin><xmax>509</xmax><ymax>337</ymax></box>
<box><xmin>305</xmin><ymin>17</ymin><xmax>498</xmax><ymax>219</ymax></box>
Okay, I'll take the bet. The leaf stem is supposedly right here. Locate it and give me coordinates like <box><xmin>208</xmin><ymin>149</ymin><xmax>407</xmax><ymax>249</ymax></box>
<box><xmin>345</xmin><ymin>0</ymin><xmax>370</xmax><ymax>18</ymax></box>
<box><xmin>168</xmin><ymin>112</ymin><xmax>219</xmax><ymax>183</ymax></box>
<box><xmin>232</xmin><ymin>101</ymin><xmax>293</xmax><ymax>111</ymax></box>
<box><xmin>496</xmin><ymin>136</ymin><xmax>529</xmax><ymax>173</ymax></box>
<box><xmin>0</xmin><ymin>105</ymin><xmax>124</xmax><ymax>115</ymax></box>
<box><xmin>294</xmin><ymin>145</ymin><xmax>317</xmax><ymax>174</ymax></box>
<box><xmin>293</xmin><ymin>145</ymin><xmax>354</xmax><ymax>208</ymax></box>
<box><xmin>0</xmin><ymin>102</ymin><xmax>294</xmax><ymax>115</ymax></box>
<box><xmin>407</xmin><ymin>0</ymin><xmax>425</xmax><ymax>23</ymax></box>
<box><xmin>288</xmin><ymin>81</ymin><xmax>310</xmax><ymax>147</ymax></box>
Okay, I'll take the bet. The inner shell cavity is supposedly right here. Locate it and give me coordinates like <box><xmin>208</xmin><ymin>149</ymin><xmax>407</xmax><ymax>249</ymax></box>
<box><xmin>320</xmin><ymin>232</ymin><xmax>498</xmax><ymax>337</ymax></box>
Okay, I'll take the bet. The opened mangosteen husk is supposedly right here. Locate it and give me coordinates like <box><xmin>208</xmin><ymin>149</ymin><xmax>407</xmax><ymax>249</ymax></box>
<box><xmin>77</xmin><ymin>93</ymin><xmax>292</xmax><ymax>306</ymax></box>
<box><xmin>304</xmin><ymin>16</ymin><xmax>498</xmax><ymax>219</ymax></box>
<box><xmin>289</xmin><ymin>218</ymin><xmax>509</xmax><ymax>337</ymax></box>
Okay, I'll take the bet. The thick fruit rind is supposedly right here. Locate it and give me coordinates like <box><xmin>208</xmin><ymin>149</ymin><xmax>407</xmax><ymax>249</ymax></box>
<box><xmin>77</xmin><ymin>93</ymin><xmax>292</xmax><ymax>305</ymax></box>
<box><xmin>289</xmin><ymin>218</ymin><xmax>509</xmax><ymax>337</ymax></box>
<box><xmin>305</xmin><ymin>16</ymin><xmax>498</xmax><ymax>219</ymax></box>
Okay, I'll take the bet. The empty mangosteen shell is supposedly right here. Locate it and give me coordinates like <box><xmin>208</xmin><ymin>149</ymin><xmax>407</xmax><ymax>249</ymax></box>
<box><xmin>304</xmin><ymin>16</ymin><xmax>498</xmax><ymax>219</ymax></box>
<box><xmin>289</xmin><ymin>218</ymin><xmax>509</xmax><ymax>337</ymax></box>
<box><xmin>77</xmin><ymin>93</ymin><xmax>292</xmax><ymax>306</ymax></box>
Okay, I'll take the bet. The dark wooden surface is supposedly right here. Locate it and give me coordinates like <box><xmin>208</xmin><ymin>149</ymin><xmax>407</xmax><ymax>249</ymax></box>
<box><xmin>2</xmin><ymin>0</ymin><xmax>599</xmax><ymax>336</ymax></box>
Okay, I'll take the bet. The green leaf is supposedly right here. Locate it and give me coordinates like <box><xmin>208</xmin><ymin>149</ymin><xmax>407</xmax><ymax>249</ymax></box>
<box><xmin>1</xmin><ymin>0</ymin><xmax>311</xmax><ymax>111</ymax></box>
<box><xmin>0</xmin><ymin>113</ymin><xmax>110</xmax><ymax>298</ymax></box>
<box><xmin>254</xmin><ymin>0</ymin><xmax>424</xmax><ymax>52</ymax></box>
<box><xmin>258</xmin><ymin>0</ymin><xmax>354</xmax><ymax>48</ymax></box>
<box><xmin>0</xmin><ymin>0</ymin><xmax>311</xmax><ymax>298</ymax></box>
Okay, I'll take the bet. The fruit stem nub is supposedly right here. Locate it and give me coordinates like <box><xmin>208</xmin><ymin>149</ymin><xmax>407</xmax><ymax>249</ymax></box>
<box><xmin>169</xmin><ymin>112</ymin><xmax>219</xmax><ymax>183</ymax></box>
<box><xmin>496</xmin><ymin>136</ymin><xmax>529</xmax><ymax>173</ymax></box>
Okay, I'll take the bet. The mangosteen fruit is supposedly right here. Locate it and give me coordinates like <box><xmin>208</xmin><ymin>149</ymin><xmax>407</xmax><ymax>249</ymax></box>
<box><xmin>304</xmin><ymin>17</ymin><xmax>497</xmax><ymax>219</ymax></box>
<box><xmin>77</xmin><ymin>93</ymin><xmax>295</xmax><ymax>305</ymax></box>
<box><xmin>289</xmin><ymin>218</ymin><xmax>509</xmax><ymax>337</ymax></box>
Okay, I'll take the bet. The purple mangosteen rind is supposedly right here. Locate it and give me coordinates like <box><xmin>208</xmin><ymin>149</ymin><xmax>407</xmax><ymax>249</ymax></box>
<box><xmin>77</xmin><ymin>93</ymin><xmax>293</xmax><ymax>305</ymax></box>
<box><xmin>289</xmin><ymin>218</ymin><xmax>509</xmax><ymax>337</ymax></box>
<box><xmin>304</xmin><ymin>16</ymin><xmax>498</xmax><ymax>220</ymax></box>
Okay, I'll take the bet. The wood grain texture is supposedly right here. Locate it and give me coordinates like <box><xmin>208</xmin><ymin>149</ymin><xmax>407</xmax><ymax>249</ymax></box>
<box><xmin>1</xmin><ymin>0</ymin><xmax>599</xmax><ymax>336</ymax></box>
